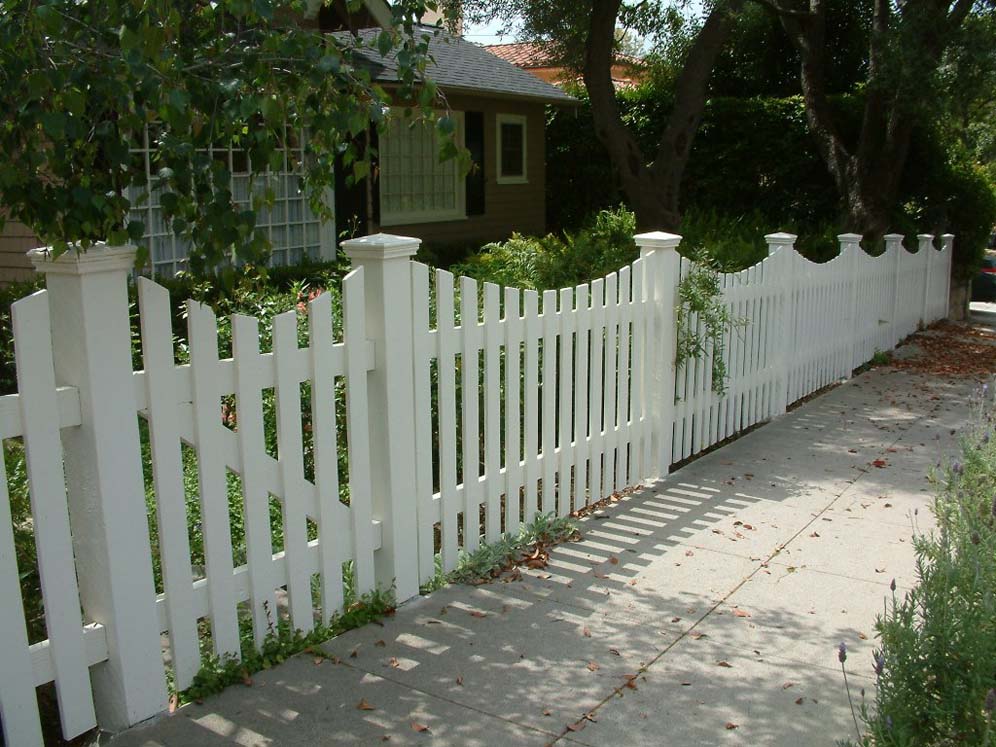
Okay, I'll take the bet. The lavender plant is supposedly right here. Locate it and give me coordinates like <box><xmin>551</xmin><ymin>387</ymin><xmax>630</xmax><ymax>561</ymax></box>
<box><xmin>840</xmin><ymin>380</ymin><xmax>996</xmax><ymax>745</ymax></box>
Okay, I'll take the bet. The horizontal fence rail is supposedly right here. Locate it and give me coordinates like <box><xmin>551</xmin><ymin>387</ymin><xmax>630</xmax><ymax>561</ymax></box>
<box><xmin>0</xmin><ymin>229</ymin><xmax>953</xmax><ymax>745</ymax></box>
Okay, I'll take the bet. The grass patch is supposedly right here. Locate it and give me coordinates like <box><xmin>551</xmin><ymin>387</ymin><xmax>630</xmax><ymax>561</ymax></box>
<box><xmin>179</xmin><ymin>585</ymin><xmax>395</xmax><ymax>705</ymax></box>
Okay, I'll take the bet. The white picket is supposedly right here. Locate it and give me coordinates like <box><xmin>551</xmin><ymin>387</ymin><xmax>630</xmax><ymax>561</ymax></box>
<box><xmin>342</xmin><ymin>269</ymin><xmax>376</xmax><ymax>594</ymax></box>
<box><xmin>484</xmin><ymin>284</ymin><xmax>502</xmax><ymax>540</ymax></box>
<box><xmin>307</xmin><ymin>292</ymin><xmax>347</xmax><ymax>624</ymax></box>
<box><xmin>460</xmin><ymin>276</ymin><xmax>482</xmax><ymax>552</ymax></box>
<box><xmin>138</xmin><ymin>279</ymin><xmax>200</xmax><ymax>687</ymax></box>
<box><xmin>230</xmin><ymin>313</ymin><xmax>278</xmax><ymax>647</ymax></box>
<box><xmin>523</xmin><ymin>290</ymin><xmax>540</xmax><ymax>520</ymax></box>
<box><xmin>186</xmin><ymin>301</ymin><xmax>241</xmax><ymax>658</ymax></box>
<box><xmin>628</xmin><ymin>260</ymin><xmax>645</xmax><ymax>482</ymax></box>
<box><xmin>557</xmin><ymin>287</ymin><xmax>575</xmax><ymax>516</ymax></box>
<box><xmin>12</xmin><ymin>291</ymin><xmax>96</xmax><ymax>738</ymax></box>
<box><xmin>541</xmin><ymin>289</ymin><xmax>557</xmax><ymax>515</ymax></box>
<box><xmin>588</xmin><ymin>279</ymin><xmax>605</xmax><ymax>503</ymax></box>
<box><xmin>615</xmin><ymin>267</ymin><xmax>632</xmax><ymax>491</ymax></box>
<box><xmin>602</xmin><ymin>274</ymin><xmax>619</xmax><ymax>491</ymax></box>
<box><xmin>0</xmin><ymin>441</ymin><xmax>45</xmax><ymax>746</ymax></box>
<box><xmin>411</xmin><ymin>263</ymin><xmax>436</xmax><ymax>579</ymax></box>
<box><xmin>436</xmin><ymin>270</ymin><xmax>460</xmax><ymax>571</ymax></box>
<box><xmin>572</xmin><ymin>284</ymin><xmax>591</xmax><ymax>508</ymax></box>
<box><xmin>503</xmin><ymin>287</ymin><xmax>523</xmax><ymax>535</ymax></box>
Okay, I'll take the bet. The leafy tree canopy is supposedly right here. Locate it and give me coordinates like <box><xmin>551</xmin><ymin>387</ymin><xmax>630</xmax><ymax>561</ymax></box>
<box><xmin>0</xmin><ymin>0</ymin><xmax>454</xmax><ymax>274</ymax></box>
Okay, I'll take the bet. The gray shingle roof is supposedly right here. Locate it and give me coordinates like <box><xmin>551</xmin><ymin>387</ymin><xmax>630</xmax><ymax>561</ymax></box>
<box><xmin>340</xmin><ymin>27</ymin><xmax>577</xmax><ymax>106</ymax></box>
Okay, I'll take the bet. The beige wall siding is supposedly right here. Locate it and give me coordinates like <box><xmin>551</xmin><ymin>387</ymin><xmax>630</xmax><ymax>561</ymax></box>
<box><xmin>373</xmin><ymin>95</ymin><xmax>547</xmax><ymax>249</ymax></box>
<box><xmin>0</xmin><ymin>220</ymin><xmax>40</xmax><ymax>286</ymax></box>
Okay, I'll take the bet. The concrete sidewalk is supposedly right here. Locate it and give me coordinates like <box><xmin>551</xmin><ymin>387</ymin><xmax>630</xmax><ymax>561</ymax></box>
<box><xmin>110</xmin><ymin>364</ymin><xmax>975</xmax><ymax>747</ymax></box>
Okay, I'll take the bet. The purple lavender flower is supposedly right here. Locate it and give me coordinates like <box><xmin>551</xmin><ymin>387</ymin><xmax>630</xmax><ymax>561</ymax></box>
<box><xmin>838</xmin><ymin>641</ymin><xmax>847</xmax><ymax>664</ymax></box>
<box><xmin>952</xmin><ymin>461</ymin><xmax>963</xmax><ymax>476</ymax></box>
<box><xmin>890</xmin><ymin>578</ymin><xmax>897</xmax><ymax>592</ymax></box>
<box><xmin>982</xmin><ymin>432</ymin><xmax>991</xmax><ymax>445</ymax></box>
<box><xmin>873</xmin><ymin>652</ymin><xmax>885</xmax><ymax>676</ymax></box>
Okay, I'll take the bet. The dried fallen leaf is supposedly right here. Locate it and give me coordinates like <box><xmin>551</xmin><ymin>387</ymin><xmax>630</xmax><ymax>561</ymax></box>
<box><xmin>782</xmin><ymin>682</ymin><xmax>795</xmax><ymax>690</ymax></box>
<box><xmin>608</xmin><ymin>647</ymin><xmax>621</xmax><ymax>656</ymax></box>
<box><xmin>733</xmin><ymin>608</ymin><xmax>751</xmax><ymax>618</ymax></box>
<box><xmin>356</xmin><ymin>699</ymin><xmax>376</xmax><ymax>711</ymax></box>
<box><xmin>240</xmin><ymin>669</ymin><xmax>253</xmax><ymax>687</ymax></box>
<box><xmin>583</xmin><ymin>626</ymin><xmax>592</xmax><ymax>638</ymax></box>
<box><xmin>858</xmin><ymin>632</ymin><xmax>868</xmax><ymax>640</ymax></box>
<box><xmin>609</xmin><ymin>556</ymin><xmax>619</xmax><ymax>565</ymax></box>
<box><xmin>456</xmin><ymin>675</ymin><xmax>464</xmax><ymax>686</ymax></box>
<box><xmin>410</xmin><ymin>721</ymin><xmax>430</xmax><ymax>733</ymax></box>
<box><xmin>168</xmin><ymin>693</ymin><xmax>179</xmax><ymax>714</ymax></box>
<box><xmin>469</xmin><ymin>611</ymin><xmax>487</xmax><ymax>618</ymax></box>
<box><xmin>389</xmin><ymin>657</ymin><xmax>400</xmax><ymax>668</ymax></box>
<box><xmin>374</xmin><ymin>640</ymin><xmax>386</xmax><ymax>647</ymax></box>
<box><xmin>795</xmin><ymin>697</ymin><xmax>805</xmax><ymax>705</ymax></box>
<box><xmin>587</xmin><ymin>661</ymin><xmax>600</xmax><ymax>672</ymax></box>
<box><xmin>314</xmin><ymin>656</ymin><xmax>325</xmax><ymax>666</ymax></box>
<box><xmin>725</xmin><ymin>722</ymin><xmax>739</xmax><ymax>730</ymax></box>
<box><xmin>716</xmin><ymin>661</ymin><xmax>733</xmax><ymax>668</ymax></box>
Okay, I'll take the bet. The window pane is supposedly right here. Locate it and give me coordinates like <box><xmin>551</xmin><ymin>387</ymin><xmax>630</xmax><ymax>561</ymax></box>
<box><xmin>500</xmin><ymin>122</ymin><xmax>524</xmax><ymax>177</ymax></box>
<box><xmin>379</xmin><ymin>113</ymin><xmax>463</xmax><ymax>224</ymax></box>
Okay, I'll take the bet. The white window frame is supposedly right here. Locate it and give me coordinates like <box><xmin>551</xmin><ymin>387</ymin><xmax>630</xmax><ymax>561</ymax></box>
<box><xmin>378</xmin><ymin>109</ymin><xmax>466</xmax><ymax>227</ymax></box>
<box><xmin>128</xmin><ymin>126</ymin><xmax>335</xmax><ymax>277</ymax></box>
<box><xmin>496</xmin><ymin>113</ymin><xmax>528</xmax><ymax>185</ymax></box>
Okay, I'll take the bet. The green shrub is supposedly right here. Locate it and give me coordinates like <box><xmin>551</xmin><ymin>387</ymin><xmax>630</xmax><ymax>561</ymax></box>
<box><xmin>454</xmin><ymin>206</ymin><xmax>639</xmax><ymax>289</ymax></box>
<box><xmin>846</xmin><ymin>386</ymin><xmax>996</xmax><ymax>745</ymax></box>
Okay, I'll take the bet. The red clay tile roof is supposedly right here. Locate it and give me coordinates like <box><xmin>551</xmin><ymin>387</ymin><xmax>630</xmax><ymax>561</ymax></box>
<box><xmin>483</xmin><ymin>42</ymin><xmax>557</xmax><ymax>69</ymax></box>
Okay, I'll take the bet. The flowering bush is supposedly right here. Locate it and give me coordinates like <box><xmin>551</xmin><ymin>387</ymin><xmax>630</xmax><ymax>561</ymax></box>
<box><xmin>843</xmin><ymin>382</ymin><xmax>996</xmax><ymax>745</ymax></box>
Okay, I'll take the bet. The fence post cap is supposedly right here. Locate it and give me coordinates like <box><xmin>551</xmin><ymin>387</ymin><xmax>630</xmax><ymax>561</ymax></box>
<box><xmin>764</xmin><ymin>231</ymin><xmax>797</xmax><ymax>245</ymax></box>
<box><xmin>340</xmin><ymin>232</ymin><xmax>421</xmax><ymax>261</ymax></box>
<box><xmin>917</xmin><ymin>233</ymin><xmax>935</xmax><ymax>241</ymax></box>
<box><xmin>883</xmin><ymin>233</ymin><xmax>905</xmax><ymax>240</ymax></box>
<box><xmin>633</xmin><ymin>231</ymin><xmax>682</xmax><ymax>250</ymax></box>
<box><xmin>941</xmin><ymin>233</ymin><xmax>955</xmax><ymax>239</ymax></box>
<box><xmin>836</xmin><ymin>233</ymin><xmax>863</xmax><ymax>242</ymax></box>
<box><xmin>28</xmin><ymin>242</ymin><xmax>137</xmax><ymax>276</ymax></box>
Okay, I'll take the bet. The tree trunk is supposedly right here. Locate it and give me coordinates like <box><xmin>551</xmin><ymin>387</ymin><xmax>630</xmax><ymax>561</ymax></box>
<box><xmin>583</xmin><ymin>0</ymin><xmax>739</xmax><ymax>232</ymax></box>
<box><xmin>768</xmin><ymin>0</ymin><xmax>974</xmax><ymax>244</ymax></box>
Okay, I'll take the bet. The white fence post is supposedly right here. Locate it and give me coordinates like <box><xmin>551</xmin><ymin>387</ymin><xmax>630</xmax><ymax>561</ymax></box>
<box><xmin>634</xmin><ymin>231</ymin><xmax>681</xmax><ymax>479</ymax></box>
<box><xmin>28</xmin><ymin>244</ymin><xmax>167</xmax><ymax>732</ymax></box>
<box><xmin>764</xmin><ymin>232</ymin><xmax>797</xmax><ymax>414</ymax></box>
<box><xmin>918</xmin><ymin>233</ymin><xmax>934</xmax><ymax>327</ymax></box>
<box><xmin>340</xmin><ymin>233</ymin><xmax>421</xmax><ymax>604</ymax></box>
<box><xmin>838</xmin><ymin>233</ymin><xmax>863</xmax><ymax>372</ymax></box>
<box><xmin>884</xmin><ymin>233</ymin><xmax>904</xmax><ymax>347</ymax></box>
<box><xmin>941</xmin><ymin>233</ymin><xmax>954</xmax><ymax>319</ymax></box>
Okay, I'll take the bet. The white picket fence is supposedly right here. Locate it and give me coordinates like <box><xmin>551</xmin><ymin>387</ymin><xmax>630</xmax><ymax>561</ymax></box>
<box><xmin>0</xmin><ymin>229</ymin><xmax>952</xmax><ymax>745</ymax></box>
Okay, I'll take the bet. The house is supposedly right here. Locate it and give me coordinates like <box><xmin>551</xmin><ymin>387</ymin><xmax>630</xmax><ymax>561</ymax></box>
<box><xmin>0</xmin><ymin>1</ymin><xmax>574</xmax><ymax>282</ymax></box>
<box><xmin>333</xmin><ymin>27</ymin><xmax>576</xmax><ymax>249</ymax></box>
<box><xmin>485</xmin><ymin>41</ymin><xmax>644</xmax><ymax>89</ymax></box>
